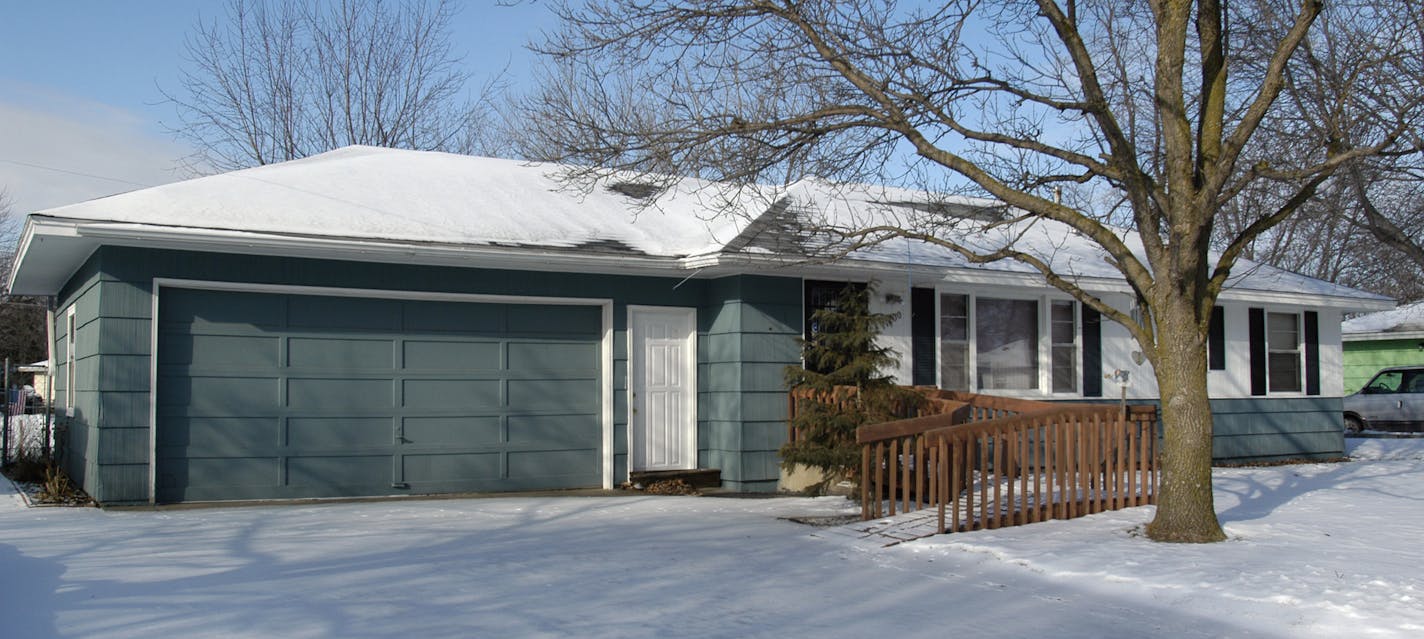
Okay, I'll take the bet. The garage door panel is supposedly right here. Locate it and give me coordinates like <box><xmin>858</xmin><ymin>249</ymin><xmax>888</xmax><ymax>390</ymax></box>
<box><xmin>507</xmin><ymin>414</ymin><xmax>599</xmax><ymax>446</ymax></box>
<box><xmin>288</xmin><ymin>296</ymin><xmax>399</xmax><ymax>330</ymax></box>
<box><xmin>287</xmin><ymin>378</ymin><xmax>393</xmax><ymax>411</ymax></box>
<box><xmin>402</xmin><ymin>340</ymin><xmax>501</xmax><ymax>370</ymax></box>
<box><xmin>287</xmin><ymin>337</ymin><xmax>393</xmax><ymax>369</ymax></box>
<box><xmin>160</xmin><ymin>376</ymin><xmax>281</xmax><ymax>413</ymax></box>
<box><xmin>288</xmin><ymin>417</ymin><xmax>393</xmax><ymax>449</ymax></box>
<box><xmin>157</xmin><ymin>289</ymin><xmax>602</xmax><ymax>502</ymax></box>
<box><xmin>403</xmin><ymin>416</ymin><xmax>502</xmax><ymax>445</ymax></box>
<box><xmin>403</xmin><ymin>301</ymin><xmax>504</xmax><ymax>333</ymax></box>
<box><xmin>402</xmin><ymin>379</ymin><xmax>502</xmax><ymax>410</ymax></box>
<box><xmin>403</xmin><ymin>452</ymin><xmax>502</xmax><ymax>482</ymax></box>
<box><xmin>507</xmin><ymin>304</ymin><xmax>601</xmax><ymax>335</ymax></box>
<box><xmin>509</xmin><ymin>378</ymin><xmax>600</xmax><ymax>410</ymax></box>
<box><xmin>161</xmin><ymin>289</ymin><xmax>286</xmax><ymax>330</ymax></box>
<box><xmin>174</xmin><ymin>457</ymin><xmax>280</xmax><ymax>490</ymax></box>
<box><xmin>507</xmin><ymin>341</ymin><xmax>598</xmax><ymax>370</ymax></box>
<box><xmin>508</xmin><ymin>449</ymin><xmax>597</xmax><ymax>479</ymax></box>
<box><xmin>287</xmin><ymin>455</ymin><xmax>391</xmax><ymax>487</ymax></box>
<box><xmin>164</xmin><ymin>416</ymin><xmax>280</xmax><ymax>451</ymax></box>
<box><xmin>160</xmin><ymin>333</ymin><xmax>281</xmax><ymax>368</ymax></box>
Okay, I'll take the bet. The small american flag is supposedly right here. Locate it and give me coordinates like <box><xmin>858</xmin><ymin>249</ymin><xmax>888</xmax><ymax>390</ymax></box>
<box><xmin>7</xmin><ymin>390</ymin><xmax>26</xmax><ymax>417</ymax></box>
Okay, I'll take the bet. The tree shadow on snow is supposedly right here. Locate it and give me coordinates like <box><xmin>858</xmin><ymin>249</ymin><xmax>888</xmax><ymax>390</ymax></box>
<box><xmin>1213</xmin><ymin>457</ymin><xmax>1424</xmax><ymax>524</ymax></box>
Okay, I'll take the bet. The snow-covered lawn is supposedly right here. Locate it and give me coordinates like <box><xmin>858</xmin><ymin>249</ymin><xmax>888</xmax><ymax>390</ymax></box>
<box><xmin>3</xmin><ymin>439</ymin><xmax>1422</xmax><ymax>638</ymax></box>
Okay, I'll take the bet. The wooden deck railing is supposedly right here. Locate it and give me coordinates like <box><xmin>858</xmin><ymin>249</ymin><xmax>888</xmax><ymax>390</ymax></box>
<box><xmin>857</xmin><ymin>401</ymin><xmax>1158</xmax><ymax>535</ymax></box>
<box><xmin>786</xmin><ymin>386</ymin><xmax>994</xmax><ymax>445</ymax></box>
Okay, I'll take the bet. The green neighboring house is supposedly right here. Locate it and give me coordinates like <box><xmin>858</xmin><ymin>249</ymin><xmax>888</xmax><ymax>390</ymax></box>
<box><xmin>1342</xmin><ymin>301</ymin><xmax>1424</xmax><ymax>393</ymax></box>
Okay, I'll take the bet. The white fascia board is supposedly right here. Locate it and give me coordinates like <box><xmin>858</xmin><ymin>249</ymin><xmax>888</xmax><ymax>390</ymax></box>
<box><xmin>1215</xmin><ymin>287</ymin><xmax>1393</xmax><ymax>312</ymax></box>
<box><xmin>5</xmin><ymin>218</ymin><xmax>38</xmax><ymax>292</ymax></box>
<box><xmin>65</xmin><ymin>220</ymin><xmax>711</xmax><ymax>278</ymax></box>
<box><xmin>699</xmin><ymin>251</ymin><xmax>1390</xmax><ymax>309</ymax></box>
<box><xmin>1343</xmin><ymin>330</ymin><xmax>1424</xmax><ymax>342</ymax></box>
<box><xmin>700</xmin><ymin>251</ymin><xmax>1133</xmax><ymax>292</ymax></box>
<box><xmin>15</xmin><ymin>218</ymin><xmax>1398</xmax><ymax>312</ymax></box>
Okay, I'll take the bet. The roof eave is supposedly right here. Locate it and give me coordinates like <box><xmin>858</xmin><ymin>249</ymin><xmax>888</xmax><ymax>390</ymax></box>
<box><xmin>12</xmin><ymin>217</ymin><xmax>1399</xmax><ymax>313</ymax></box>
<box><xmin>1343</xmin><ymin>330</ymin><xmax>1424</xmax><ymax>342</ymax></box>
<box><xmin>10</xmin><ymin>218</ymin><xmax>716</xmax><ymax>295</ymax></box>
<box><xmin>696</xmin><ymin>252</ymin><xmax>1392</xmax><ymax>309</ymax></box>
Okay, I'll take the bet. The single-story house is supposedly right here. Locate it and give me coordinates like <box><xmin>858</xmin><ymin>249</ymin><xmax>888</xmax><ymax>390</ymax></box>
<box><xmin>17</xmin><ymin>360</ymin><xmax>50</xmax><ymax>403</ymax></box>
<box><xmin>6</xmin><ymin>146</ymin><xmax>1391</xmax><ymax>505</ymax></box>
<box><xmin>1342</xmin><ymin>301</ymin><xmax>1424</xmax><ymax>393</ymax></box>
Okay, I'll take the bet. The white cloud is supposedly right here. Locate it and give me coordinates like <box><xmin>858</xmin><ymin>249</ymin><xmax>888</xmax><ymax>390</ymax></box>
<box><xmin>0</xmin><ymin>87</ymin><xmax>195</xmax><ymax>216</ymax></box>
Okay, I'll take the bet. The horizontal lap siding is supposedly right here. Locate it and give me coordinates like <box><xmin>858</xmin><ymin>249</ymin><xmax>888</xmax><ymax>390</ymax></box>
<box><xmin>1343</xmin><ymin>340</ymin><xmax>1424</xmax><ymax>394</ymax></box>
<box><xmin>69</xmin><ymin>246</ymin><xmax>806</xmax><ymax>502</ymax></box>
<box><xmin>1057</xmin><ymin>397</ymin><xmax>1345</xmax><ymax>463</ymax></box>
<box><xmin>53</xmin><ymin>256</ymin><xmax>102</xmax><ymax>497</ymax></box>
<box><xmin>1209</xmin><ymin>397</ymin><xmax>1345</xmax><ymax>463</ymax></box>
<box><xmin>156</xmin><ymin>288</ymin><xmax>602</xmax><ymax>502</ymax></box>
<box><xmin>699</xmin><ymin>276</ymin><xmax>802</xmax><ymax>491</ymax></box>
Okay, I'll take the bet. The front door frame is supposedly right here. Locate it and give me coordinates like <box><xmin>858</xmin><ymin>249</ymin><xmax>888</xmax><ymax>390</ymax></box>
<box><xmin>627</xmin><ymin>305</ymin><xmax>698</xmax><ymax>474</ymax></box>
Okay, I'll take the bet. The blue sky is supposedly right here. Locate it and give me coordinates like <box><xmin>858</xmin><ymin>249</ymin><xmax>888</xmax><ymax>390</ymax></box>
<box><xmin>0</xmin><ymin>1</ymin><xmax>554</xmax><ymax>216</ymax></box>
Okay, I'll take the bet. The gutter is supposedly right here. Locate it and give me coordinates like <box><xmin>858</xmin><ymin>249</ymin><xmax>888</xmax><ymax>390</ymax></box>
<box><xmin>691</xmin><ymin>250</ymin><xmax>1390</xmax><ymax>311</ymax></box>
<box><xmin>12</xmin><ymin>217</ymin><xmax>1398</xmax><ymax>312</ymax></box>
<box><xmin>1343</xmin><ymin>330</ymin><xmax>1424</xmax><ymax>342</ymax></box>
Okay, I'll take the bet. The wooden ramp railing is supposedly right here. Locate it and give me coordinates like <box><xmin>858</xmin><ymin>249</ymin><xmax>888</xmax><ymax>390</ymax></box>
<box><xmin>857</xmin><ymin>399</ymin><xmax>1158</xmax><ymax>535</ymax></box>
<box><xmin>787</xmin><ymin>386</ymin><xmax>950</xmax><ymax>444</ymax></box>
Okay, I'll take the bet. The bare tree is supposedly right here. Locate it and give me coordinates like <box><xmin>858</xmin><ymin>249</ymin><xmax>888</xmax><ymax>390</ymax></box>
<box><xmin>166</xmin><ymin>0</ymin><xmax>504</xmax><ymax>172</ymax></box>
<box><xmin>0</xmin><ymin>190</ymin><xmax>48</xmax><ymax>369</ymax></box>
<box><xmin>0</xmin><ymin>188</ymin><xmax>18</xmax><ymax>262</ymax></box>
<box><xmin>1216</xmin><ymin>1</ymin><xmax>1424</xmax><ymax>302</ymax></box>
<box><xmin>519</xmin><ymin>0</ymin><xmax>1423</xmax><ymax>542</ymax></box>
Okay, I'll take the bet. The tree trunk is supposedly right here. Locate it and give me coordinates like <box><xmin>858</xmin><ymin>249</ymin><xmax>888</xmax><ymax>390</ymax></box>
<box><xmin>1146</xmin><ymin>300</ymin><xmax>1227</xmax><ymax>542</ymax></box>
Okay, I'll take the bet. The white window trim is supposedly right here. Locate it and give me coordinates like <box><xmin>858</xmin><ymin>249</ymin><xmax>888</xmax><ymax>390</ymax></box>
<box><xmin>936</xmin><ymin>292</ymin><xmax>970</xmax><ymax>392</ymax></box>
<box><xmin>1049</xmin><ymin>299</ymin><xmax>1080</xmax><ymax>395</ymax></box>
<box><xmin>65</xmin><ymin>306</ymin><xmax>76</xmax><ymax>418</ymax></box>
<box><xmin>1264</xmin><ymin>309</ymin><xmax>1306</xmax><ymax>396</ymax></box>
<box><xmin>936</xmin><ymin>289</ymin><xmax>1083</xmax><ymax>398</ymax></box>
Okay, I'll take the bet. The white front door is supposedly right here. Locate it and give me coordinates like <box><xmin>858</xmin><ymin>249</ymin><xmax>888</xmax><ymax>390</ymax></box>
<box><xmin>629</xmin><ymin>307</ymin><xmax>697</xmax><ymax>471</ymax></box>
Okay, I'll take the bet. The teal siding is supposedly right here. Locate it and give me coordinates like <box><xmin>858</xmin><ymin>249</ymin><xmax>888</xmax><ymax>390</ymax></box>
<box><xmin>61</xmin><ymin>246</ymin><xmax>804</xmax><ymax>502</ymax></box>
<box><xmin>1061</xmin><ymin>396</ymin><xmax>1345</xmax><ymax>463</ymax></box>
<box><xmin>699</xmin><ymin>276</ymin><xmax>802</xmax><ymax>492</ymax></box>
<box><xmin>54</xmin><ymin>254</ymin><xmax>103</xmax><ymax>498</ymax></box>
<box><xmin>1209</xmin><ymin>397</ymin><xmax>1344</xmax><ymax>463</ymax></box>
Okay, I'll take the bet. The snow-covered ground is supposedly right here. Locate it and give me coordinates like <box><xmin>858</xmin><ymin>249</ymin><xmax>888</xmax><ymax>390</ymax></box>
<box><xmin>2</xmin><ymin>438</ymin><xmax>1421</xmax><ymax>638</ymax></box>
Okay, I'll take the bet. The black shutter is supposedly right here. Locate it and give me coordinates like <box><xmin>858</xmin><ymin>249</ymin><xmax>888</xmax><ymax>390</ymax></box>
<box><xmin>1208</xmin><ymin>306</ymin><xmax>1226</xmax><ymax>371</ymax></box>
<box><xmin>804</xmin><ymin>280</ymin><xmax>863</xmax><ymax>338</ymax></box>
<box><xmin>802</xmin><ymin>280</ymin><xmax>867</xmax><ymax>374</ymax></box>
<box><xmin>1082</xmin><ymin>305</ymin><xmax>1102</xmax><ymax>397</ymax></box>
<box><xmin>1304</xmin><ymin>311</ymin><xmax>1320</xmax><ymax>396</ymax></box>
<box><xmin>1248</xmin><ymin>307</ymin><xmax>1266</xmax><ymax>396</ymax></box>
<box><xmin>911</xmin><ymin>287</ymin><xmax>936</xmax><ymax>386</ymax></box>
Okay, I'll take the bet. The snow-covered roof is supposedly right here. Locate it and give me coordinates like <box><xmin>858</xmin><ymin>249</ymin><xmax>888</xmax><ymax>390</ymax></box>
<box><xmin>32</xmin><ymin>146</ymin><xmax>763</xmax><ymax>257</ymax></box>
<box><xmin>1343</xmin><ymin>301</ymin><xmax>1424</xmax><ymax>339</ymax></box>
<box><xmin>764</xmin><ymin>179</ymin><xmax>1387</xmax><ymax>304</ymax></box>
<box><xmin>6</xmin><ymin>145</ymin><xmax>1391</xmax><ymax>310</ymax></box>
